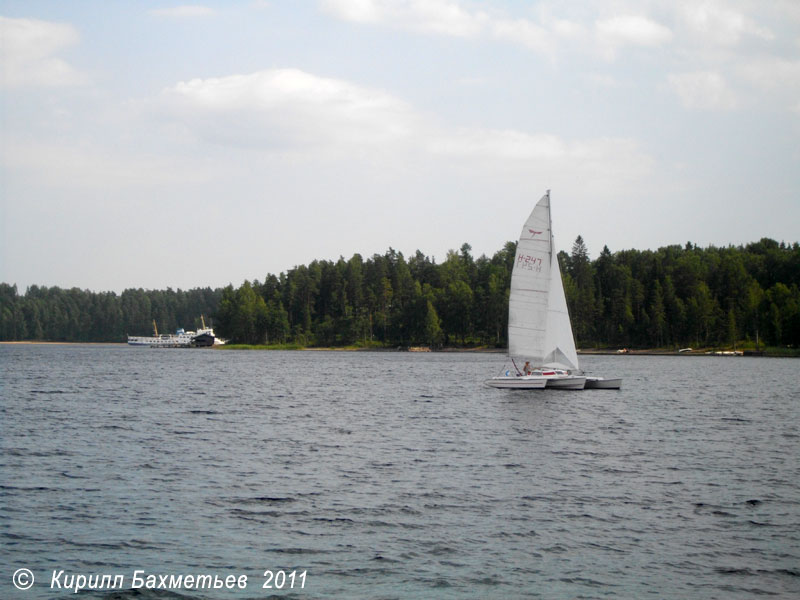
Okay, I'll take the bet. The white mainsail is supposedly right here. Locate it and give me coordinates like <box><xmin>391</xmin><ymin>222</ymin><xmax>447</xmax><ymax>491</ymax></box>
<box><xmin>507</xmin><ymin>191</ymin><xmax>579</xmax><ymax>371</ymax></box>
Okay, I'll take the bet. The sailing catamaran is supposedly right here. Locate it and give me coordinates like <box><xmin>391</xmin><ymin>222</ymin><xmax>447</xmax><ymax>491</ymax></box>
<box><xmin>486</xmin><ymin>191</ymin><xmax>621</xmax><ymax>390</ymax></box>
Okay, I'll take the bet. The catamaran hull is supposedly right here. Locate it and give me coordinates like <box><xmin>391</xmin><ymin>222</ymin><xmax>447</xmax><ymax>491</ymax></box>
<box><xmin>485</xmin><ymin>376</ymin><xmax>548</xmax><ymax>389</ymax></box>
<box><xmin>584</xmin><ymin>377</ymin><xmax>622</xmax><ymax>389</ymax></box>
<box><xmin>544</xmin><ymin>376</ymin><xmax>587</xmax><ymax>390</ymax></box>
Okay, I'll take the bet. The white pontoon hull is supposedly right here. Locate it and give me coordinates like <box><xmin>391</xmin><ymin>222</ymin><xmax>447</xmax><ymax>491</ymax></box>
<box><xmin>544</xmin><ymin>375</ymin><xmax>587</xmax><ymax>390</ymax></box>
<box><xmin>485</xmin><ymin>376</ymin><xmax>547</xmax><ymax>389</ymax></box>
<box><xmin>584</xmin><ymin>377</ymin><xmax>622</xmax><ymax>389</ymax></box>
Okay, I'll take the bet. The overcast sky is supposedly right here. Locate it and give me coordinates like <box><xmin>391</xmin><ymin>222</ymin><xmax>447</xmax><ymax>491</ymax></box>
<box><xmin>2</xmin><ymin>1</ymin><xmax>799</xmax><ymax>293</ymax></box>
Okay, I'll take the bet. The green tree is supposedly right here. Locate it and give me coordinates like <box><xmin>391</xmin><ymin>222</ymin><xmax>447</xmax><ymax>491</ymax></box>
<box><xmin>649</xmin><ymin>280</ymin><xmax>667</xmax><ymax>347</ymax></box>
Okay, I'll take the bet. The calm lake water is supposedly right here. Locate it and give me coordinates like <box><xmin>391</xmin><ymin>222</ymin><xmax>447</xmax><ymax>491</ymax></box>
<box><xmin>1</xmin><ymin>344</ymin><xmax>798</xmax><ymax>599</ymax></box>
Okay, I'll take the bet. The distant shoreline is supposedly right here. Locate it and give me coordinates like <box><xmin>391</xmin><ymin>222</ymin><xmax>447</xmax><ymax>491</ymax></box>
<box><xmin>2</xmin><ymin>341</ymin><xmax>796</xmax><ymax>357</ymax></box>
<box><xmin>0</xmin><ymin>341</ymin><xmax>120</xmax><ymax>346</ymax></box>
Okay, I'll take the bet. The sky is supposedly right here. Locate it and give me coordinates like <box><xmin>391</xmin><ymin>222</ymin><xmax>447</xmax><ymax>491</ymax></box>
<box><xmin>1</xmin><ymin>0</ymin><xmax>799</xmax><ymax>293</ymax></box>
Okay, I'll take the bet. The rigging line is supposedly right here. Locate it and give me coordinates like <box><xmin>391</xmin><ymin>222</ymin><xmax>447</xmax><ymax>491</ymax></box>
<box><xmin>511</xmin><ymin>358</ymin><xmax>522</xmax><ymax>376</ymax></box>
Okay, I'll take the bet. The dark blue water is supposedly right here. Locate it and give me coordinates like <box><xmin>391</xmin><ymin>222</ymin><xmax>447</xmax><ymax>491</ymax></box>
<box><xmin>1</xmin><ymin>345</ymin><xmax>798</xmax><ymax>599</ymax></box>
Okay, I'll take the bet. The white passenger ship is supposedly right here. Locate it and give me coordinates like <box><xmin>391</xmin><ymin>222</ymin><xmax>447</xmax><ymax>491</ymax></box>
<box><xmin>127</xmin><ymin>317</ymin><xmax>219</xmax><ymax>348</ymax></box>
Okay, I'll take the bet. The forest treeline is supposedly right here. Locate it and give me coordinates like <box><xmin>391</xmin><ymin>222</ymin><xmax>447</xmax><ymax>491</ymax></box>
<box><xmin>1</xmin><ymin>238</ymin><xmax>798</xmax><ymax>349</ymax></box>
<box><xmin>0</xmin><ymin>286</ymin><xmax>221</xmax><ymax>343</ymax></box>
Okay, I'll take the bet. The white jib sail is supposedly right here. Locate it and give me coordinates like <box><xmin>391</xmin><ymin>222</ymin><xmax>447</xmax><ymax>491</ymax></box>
<box><xmin>507</xmin><ymin>191</ymin><xmax>580</xmax><ymax>371</ymax></box>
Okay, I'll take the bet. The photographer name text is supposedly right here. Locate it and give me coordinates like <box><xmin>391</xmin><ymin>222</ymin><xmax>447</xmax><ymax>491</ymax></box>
<box><xmin>32</xmin><ymin>569</ymin><xmax>306</xmax><ymax>593</ymax></box>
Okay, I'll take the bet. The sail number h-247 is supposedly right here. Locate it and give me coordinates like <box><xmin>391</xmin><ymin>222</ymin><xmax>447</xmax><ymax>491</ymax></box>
<box><xmin>516</xmin><ymin>254</ymin><xmax>543</xmax><ymax>272</ymax></box>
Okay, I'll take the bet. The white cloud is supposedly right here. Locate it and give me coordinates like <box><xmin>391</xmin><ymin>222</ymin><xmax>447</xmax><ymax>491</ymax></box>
<box><xmin>736</xmin><ymin>57</ymin><xmax>800</xmax><ymax>111</ymax></box>
<box><xmin>156</xmin><ymin>67</ymin><xmax>654</xmax><ymax>183</ymax></box>
<box><xmin>149</xmin><ymin>5</ymin><xmax>216</xmax><ymax>18</ymax></box>
<box><xmin>321</xmin><ymin>0</ymin><xmax>486</xmax><ymax>37</ymax></box>
<box><xmin>158</xmin><ymin>68</ymin><xmax>418</xmax><ymax>150</ymax></box>
<box><xmin>323</xmin><ymin>1</ymin><xmax>678</xmax><ymax>62</ymax></box>
<box><xmin>455</xmin><ymin>76</ymin><xmax>489</xmax><ymax>87</ymax></box>
<box><xmin>322</xmin><ymin>0</ymin><xmax>572</xmax><ymax>56</ymax></box>
<box><xmin>428</xmin><ymin>128</ymin><xmax>652</xmax><ymax>182</ymax></box>
<box><xmin>546</xmin><ymin>13</ymin><xmax>585</xmax><ymax>39</ymax></box>
<box><xmin>398</xmin><ymin>0</ymin><xmax>486</xmax><ymax>37</ymax></box>
<box><xmin>680</xmin><ymin>1</ymin><xmax>773</xmax><ymax>46</ymax></box>
<box><xmin>429</xmin><ymin>129</ymin><xmax>567</xmax><ymax>161</ymax></box>
<box><xmin>490</xmin><ymin>18</ymin><xmax>552</xmax><ymax>55</ymax></box>
<box><xmin>737</xmin><ymin>57</ymin><xmax>800</xmax><ymax>89</ymax></box>
<box><xmin>667</xmin><ymin>71</ymin><xmax>738</xmax><ymax>110</ymax></box>
<box><xmin>585</xmin><ymin>73</ymin><xmax>618</xmax><ymax>88</ymax></box>
<box><xmin>0</xmin><ymin>16</ymin><xmax>86</xmax><ymax>88</ymax></box>
<box><xmin>595</xmin><ymin>15</ymin><xmax>673</xmax><ymax>59</ymax></box>
<box><xmin>320</xmin><ymin>0</ymin><xmax>383</xmax><ymax>24</ymax></box>
<box><xmin>0</xmin><ymin>135</ymin><xmax>218</xmax><ymax>190</ymax></box>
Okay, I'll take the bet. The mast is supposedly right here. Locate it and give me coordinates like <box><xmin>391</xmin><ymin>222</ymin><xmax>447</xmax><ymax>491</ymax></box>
<box><xmin>546</xmin><ymin>189</ymin><xmax>552</xmax><ymax>262</ymax></box>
